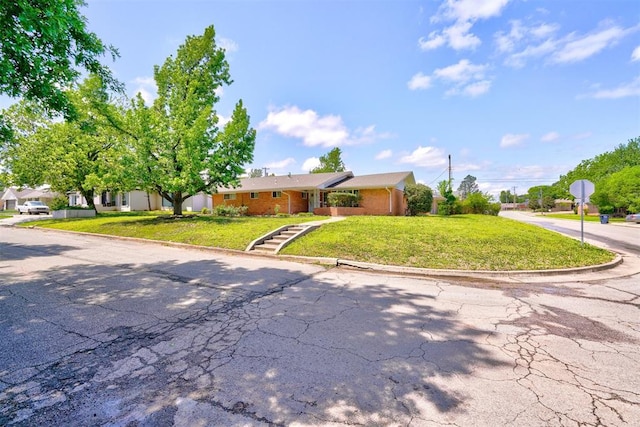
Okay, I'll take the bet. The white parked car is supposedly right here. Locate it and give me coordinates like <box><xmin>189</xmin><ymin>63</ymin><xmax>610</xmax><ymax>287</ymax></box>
<box><xmin>17</xmin><ymin>201</ymin><xmax>50</xmax><ymax>215</ymax></box>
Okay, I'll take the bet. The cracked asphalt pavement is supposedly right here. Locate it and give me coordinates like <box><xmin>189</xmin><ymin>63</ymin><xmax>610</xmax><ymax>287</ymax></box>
<box><xmin>1</xmin><ymin>226</ymin><xmax>639</xmax><ymax>426</ymax></box>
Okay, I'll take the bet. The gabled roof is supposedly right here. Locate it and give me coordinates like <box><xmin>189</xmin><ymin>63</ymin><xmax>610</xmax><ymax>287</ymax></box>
<box><xmin>1</xmin><ymin>186</ymin><xmax>56</xmax><ymax>200</ymax></box>
<box><xmin>330</xmin><ymin>171</ymin><xmax>415</xmax><ymax>189</ymax></box>
<box><xmin>216</xmin><ymin>171</ymin><xmax>353</xmax><ymax>193</ymax></box>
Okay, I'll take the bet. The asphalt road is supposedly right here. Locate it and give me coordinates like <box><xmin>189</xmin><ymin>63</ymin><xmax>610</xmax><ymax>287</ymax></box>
<box><xmin>1</xmin><ymin>225</ymin><xmax>639</xmax><ymax>426</ymax></box>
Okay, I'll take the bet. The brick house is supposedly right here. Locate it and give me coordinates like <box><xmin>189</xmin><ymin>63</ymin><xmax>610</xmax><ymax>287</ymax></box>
<box><xmin>212</xmin><ymin>171</ymin><xmax>415</xmax><ymax>216</ymax></box>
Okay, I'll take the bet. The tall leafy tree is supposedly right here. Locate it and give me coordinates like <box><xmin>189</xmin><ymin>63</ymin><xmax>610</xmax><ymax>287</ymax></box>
<box><xmin>128</xmin><ymin>25</ymin><xmax>256</xmax><ymax>216</ymax></box>
<box><xmin>311</xmin><ymin>147</ymin><xmax>346</xmax><ymax>173</ymax></box>
<box><xmin>457</xmin><ymin>174</ymin><xmax>479</xmax><ymax>200</ymax></box>
<box><xmin>590</xmin><ymin>166</ymin><xmax>640</xmax><ymax>214</ymax></box>
<box><xmin>554</xmin><ymin>137</ymin><xmax>640</xmax><ymax>196</ymax></box>
<box><xmin>5</xmin><ymin>76</ymin><xmax>126</xmax><ymax>212</ymax></box>
<box><xmin>0</xmin><ymin>0</ymin><xmax>120</xmax><ymax>119</ymax></box>
<box><xmin>249</xmin><ymin>168</ymin><xmax>264</xmax><ymax>178</ymax></box>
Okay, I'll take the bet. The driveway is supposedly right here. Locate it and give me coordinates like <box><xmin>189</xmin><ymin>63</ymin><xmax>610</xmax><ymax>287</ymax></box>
<box><xmin>1</xmin><ymin>227</ymin><xmax>639</xmax><ymax>426</ymax></box>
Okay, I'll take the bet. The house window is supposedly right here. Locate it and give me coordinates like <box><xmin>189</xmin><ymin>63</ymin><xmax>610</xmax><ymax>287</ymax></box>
<box><xmin>301</xmin><ymin>192</ymin><xmax>308</xmax><ymax>199</ymax></box>
<box><xmin>272</xmin><ymin>191</ymin><xmax>281</xmax><ymax>198</ymax></box>
<box><xmin>223</xmin><ymin>193</ymin><xmax>236</xmax><ymax>200</ymax></box>
<box><xmin>250</xmin><ymin>192</ymin><xmax>259</xmax><ymax>199</ymax></box>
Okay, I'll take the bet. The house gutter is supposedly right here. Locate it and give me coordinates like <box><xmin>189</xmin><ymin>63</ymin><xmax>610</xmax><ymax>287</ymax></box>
<box><xmin>385</xmin><ymin>187</ymin><xmax>392</xmax><ymax>214</ymax></box>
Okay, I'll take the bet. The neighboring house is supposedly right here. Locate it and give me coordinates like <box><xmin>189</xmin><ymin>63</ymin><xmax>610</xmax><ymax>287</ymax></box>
<box><xmin>1</xmin><ymin>186</ymin><xmax>58</xmax><ymax>210</ymax></box>
<box><xmin>552</xmin><ymin>199</ymin><xmax>574</xmax><ymax>212</ymax></box>
<box><xmin>212</xmin><ymin>171</ymin><xmax>415</xmax><ymax>216</ymax></box>
<box><xmin>68</xmin><ymin>190</ymin><xmax>212</xmax><ymax>213</ymax></box>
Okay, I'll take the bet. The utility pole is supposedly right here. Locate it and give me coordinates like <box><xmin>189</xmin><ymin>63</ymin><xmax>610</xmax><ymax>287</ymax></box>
<box><xmin>262</xmin><ymin>167</ymin><xmax>269</xmax><ymax>176</ymax></box>
<box><xmin>512</xmin><ymin>186</ymin><xmax>517</xmax><ymax>210</ymax></box>
<box><xmin>448</xmin><ymin>155</ymin><xmax>452</xmax><ymax>191</ymax></box>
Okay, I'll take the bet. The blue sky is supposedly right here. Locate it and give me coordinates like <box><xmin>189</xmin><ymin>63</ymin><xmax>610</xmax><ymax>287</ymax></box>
<box><xmin>12</xmin><ymin>0</ymin><xmax>640</xmax><ymax>196</ymax></box>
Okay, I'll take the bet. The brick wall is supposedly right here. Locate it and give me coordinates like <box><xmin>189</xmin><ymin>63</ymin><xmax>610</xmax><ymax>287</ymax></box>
<box><xmin>212</xmin><ymin>191</ymin><xmax>310</xmax><ymax>215</ymax></box>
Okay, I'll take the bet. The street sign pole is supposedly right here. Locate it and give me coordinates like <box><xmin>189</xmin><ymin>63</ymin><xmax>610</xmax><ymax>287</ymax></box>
<box><xmin>569</xmin><ymin>179</ymin><xmax>595</xmax><ymax>247</ymax></box>
<box><xmin>580</xmin><ymin>181</ymin><xmax>584</xmax><ymax>245</ymax></box>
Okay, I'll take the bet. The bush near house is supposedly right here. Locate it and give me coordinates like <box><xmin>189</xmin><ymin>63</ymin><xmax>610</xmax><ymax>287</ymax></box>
<box><xmin>214</xmin><ymin>204</ymin><xmax>248</xmax><ymax>217</ymax></box>
<box><xmin>327</xmin><ymin>192</ymin><xmax>361</xmax><ymax>208</ymax></box>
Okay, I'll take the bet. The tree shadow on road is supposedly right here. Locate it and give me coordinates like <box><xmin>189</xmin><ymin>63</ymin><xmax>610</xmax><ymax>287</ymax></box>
<box><xmin>0</xmin><ymin>252</ymin><xmax>511</xmax><ymax>426</ymax></box>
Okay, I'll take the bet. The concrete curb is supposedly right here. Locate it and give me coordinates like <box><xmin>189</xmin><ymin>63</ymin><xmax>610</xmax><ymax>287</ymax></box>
<box><xmin>10</xmin><ymin>222</ymin><xmax>633</xmax><ymax>280</ymax></box>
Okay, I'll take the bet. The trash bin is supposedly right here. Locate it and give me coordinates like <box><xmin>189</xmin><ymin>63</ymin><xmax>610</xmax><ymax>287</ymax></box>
<box><xmin>600</xmin><ymin>214</ymin><xmax>609</xmax><ymax>224</ymax></box>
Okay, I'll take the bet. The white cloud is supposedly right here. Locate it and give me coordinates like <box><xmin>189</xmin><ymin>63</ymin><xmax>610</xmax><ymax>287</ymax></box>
<box><xmin>551</xmin><ymin>25</ymin><xmax>627</xmax><ymax>64</ymax></box>
<box><xmin>443</xmin><ymin>21</ymin><xmax>481</xmax><ymax>50</ymax></box>
<box><xmin>421</xmin><ymin>0</ymin><xmax>511</xmax><ymax>52</ymax></box>
<box><xmin>500</xmin><ymin>133</ymin><xmax>530</xmax><ymax>148</ymax></box>
<box><xmin>375</xmin><ymin>149</ymin><xmax>393</xmax><ymax>160</ymax></box>
<box><xmin>265</xmin><ymin>157</ymin><xmax>296</xmax><ymax>170</ymax></box>
<box><xmin>581</xmin><ymin>76</ymin><xmax>640</xmax><ymax>99</ymax></box>
<box><xmin>541</xmin><ymin>131</ymin><xmax>560</xmax><ymax>142</ymax></box>
<box><xmin>438</xmin><ymin>0</ymin><xmax>511</xmax><ymax>22</ymax></box>
<box><xmin>461</xmin><ymin>80</ymin><xmax>492</xmax><ymax>97</ymax></box>
<box><xmin>217</xmin><ymin>113</ymin><xmax>231</xmax><ymax>127</ymax></box>
<box><xmin>418</xmin><ymin>33</ymin><xmax>446</xmax><ymax>51</ymax></box>
<box><xmin>218</xmin><ymin>37</ymin><xmax>238</xmax><ymax>53</ymax></box>
<box><xmin>399</xmin><ymin>146</ymin><xmax>447</xmax><ymax>168</ymax></box>
<box><xmin>632</xmin><ymin>46</ymin><xmax>640</xmax><ymax>62</ymax></box>
<box><xmin>499</xmin><ymin>21</ymin><xmax>638</xmax><ymax>68</ymax></box>
<box><xmin>408</xmin><ymin>72</ymin><xmax>432</xmax><ymax>90</ymax></box>
<box><xmin>301</xmin><ymin>157</ymin><xmax>320</xmax><ymax>172</ymax></box>
<box><xmin>434</xmin><ymin>59</ymin><xmax>488</xmax><ymax>83</ymax></box>
<box><xmin>131</xmin><ymin>76</ymin><xmax>156</xmax><ymax>104</ymax></box>
<box><xmin>259</xmin><ymin>105</ymin><xmax>388</xmax><ymax>147</ymax></box>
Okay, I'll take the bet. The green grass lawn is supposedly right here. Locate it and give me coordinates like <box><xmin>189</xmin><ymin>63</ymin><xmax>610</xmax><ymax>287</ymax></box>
<box><xmin>540</xmin><ymin>213</ymin><xmax>626</xmax><ymax>223</ymax></box>
<box><xmin>26</xmin><ymin>213</ymin><xmax>327</xmax><ymax>251</ymax></box>
<box><xmin>26</xmin><ymin>213</ymin><xmax>615</xmax><ymax>271</ymax></box>
<box><xmin>281</xmin><ymin>215</ymin><xmax>614</xmax><ymax>270</ymax></box>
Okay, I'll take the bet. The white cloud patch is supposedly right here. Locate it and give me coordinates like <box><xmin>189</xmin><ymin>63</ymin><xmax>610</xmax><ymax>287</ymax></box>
<box><xmin>412</xmin><ymin>59</ymin><xmax>491</xmax><ymax>97</ymax></box>
<box><xmin>541</xmin><ymin>131</ymin><xmax>560</xmax><ymax>142</ymax></box>
<box><xmin>420</xmin><ymin>0</ymin><xmax>510</xmax><ymax>52</ymax></box>
<box><xmin>500</xmin><ymin>133</ymin><xmax>530</xmax><ymax>148</ymax></box>
<box><xmin>497</xmin><ymin>20</ymin><xmax>638</xmax><ymax>68</ymax></box>
<box><xmin>632</xmin><ymin>46</ymin><xmax>640</xmax><ymax>62</ymax></box>
<box><xmin>218</xmin><ymin>37</ymin><xmax>239</xmax><ymax>53</ymax></box>
<box><xmin>579</xmin><ymin>76</ymin><xmax>640</xmax><ymax>99</ymax></box>
<box><xmin>399</xmin><ymin>146</ymin><xmax>447</xmax><ymax>168</ymax></box>
<box><xmin>265</xmin><ymin>157</ymin><xmax>296</xmax><ymax>170</ymax></box>
<box><xmin>301</xmin><ymin>157</ymin><xmax>320</xmax><ymax>172</ymax></box>
<box><xmin>259</xmin><ymin>106</ymin><xmax>390</xmax><ymax>147</ymax></box>
<box><xmin>408</xmin><ymin>72</ymin><xmax>432</xmax><ymax>90</ymax></box>
<box><xmin>375</xmin><ymin>149</ymin><xmax>393</xmax><ymax>160</ymax></box>
<box><xmin>131</xmin><ymin>76</ymin><xmax>156</xmax><ymax>105</ymax></box>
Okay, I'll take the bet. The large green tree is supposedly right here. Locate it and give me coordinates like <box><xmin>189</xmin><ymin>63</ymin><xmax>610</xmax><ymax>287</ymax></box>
<box><xmin>5</xmin><ymin>76</ymin><xmax>126</xmax><ymax>212</ymax></box>
<box><xmin>0</xmin><ymin>0</ymin><xmax>119</xmax><ymax>119</ymax></box>
<box><xmin>457</xmin><ymin>174</ymin><xmax>479</xmax><ymax>200</ymax></box>
<box><xmin>128</xmin><ymin>25</ymin><xmax>255</xmax><ymax>216</ymax></box>
<box><xmin>311</xmin><ymin>147</ymin><xmax>346</xmax><ymax>173</ymax></box>
<box><xmin>590</xmin><ymin>166</ymin><xmax>640</xmax><ymax>214</ymax></box>
<box><xmin>554</xmin><ymin>137</ymin><xmax>640</xmax><ymax>197</ymax></box>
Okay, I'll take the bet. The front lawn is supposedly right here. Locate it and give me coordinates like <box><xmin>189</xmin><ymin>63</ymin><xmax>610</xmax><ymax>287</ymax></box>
<box><xmin>281</xmin><ymin>215</ymin><xmax>614</xmax><ymax>270</ymax></box>
<box><xmin>26</xmin><ymin>213</ymin><xmax>327</xmax><ymax>251</ymax></box>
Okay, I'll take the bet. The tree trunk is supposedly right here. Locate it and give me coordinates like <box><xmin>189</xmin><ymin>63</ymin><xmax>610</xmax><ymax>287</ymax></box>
<box><xmin>80</xmin><ymin>188</ymin><xmax>97</xmax><ymax>214</ymax></box>
<box><xmin>172</xmin><ymin>191</ymin><xmax>183</xmax><ymax>216</ymax></box>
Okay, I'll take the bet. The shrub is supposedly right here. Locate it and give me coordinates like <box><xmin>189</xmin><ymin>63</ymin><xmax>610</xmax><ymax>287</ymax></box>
<box><xmin>327</xmin><ymin>192</ymin><xmax>361</xmax><ymax>207</ymax></box>
<box><xmin>213</xmin><ymin>204</ymin><xmax>248</xmax><ymax>217</ymax></box>
<box><xmin>598</xmin><ymin>205</ymin><xmax>614</xmax><ymax>215</ymax></box>
<box><xmin>404</xmin><ymin>183</ymin><xmax>433</xmax><ymax>216</ymax></box>
<box><xmin>50</xmin><ymin>195</ymin><xmax>70</xmax><ymax>210</ymax></box>
<box><xmin>296</xmin><ymin>212</ymin><xmax>315</xmax><ymax>217</ymax></box>
<box><xmin>200</xmin><ymin>207</ymin><xmax>211</xmax><ymax>214</ymax></box>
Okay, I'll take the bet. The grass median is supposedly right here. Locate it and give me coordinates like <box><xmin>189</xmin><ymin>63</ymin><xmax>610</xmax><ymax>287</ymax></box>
<box><xmin>281</xmin><ymin>215</ymin><xmax>614</xmax><ymax>270</ymax></box>
<box><xmin>24</xmin><ymin>213</ymin><xmax>615</xmax><ymax>271</ymax></box>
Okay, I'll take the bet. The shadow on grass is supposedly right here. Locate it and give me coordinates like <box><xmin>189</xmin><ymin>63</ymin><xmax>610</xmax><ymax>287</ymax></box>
<box><xmin>0</xmin><ymin>245</ymin><xmax>508</xmax><ymax>425</ymax></box>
